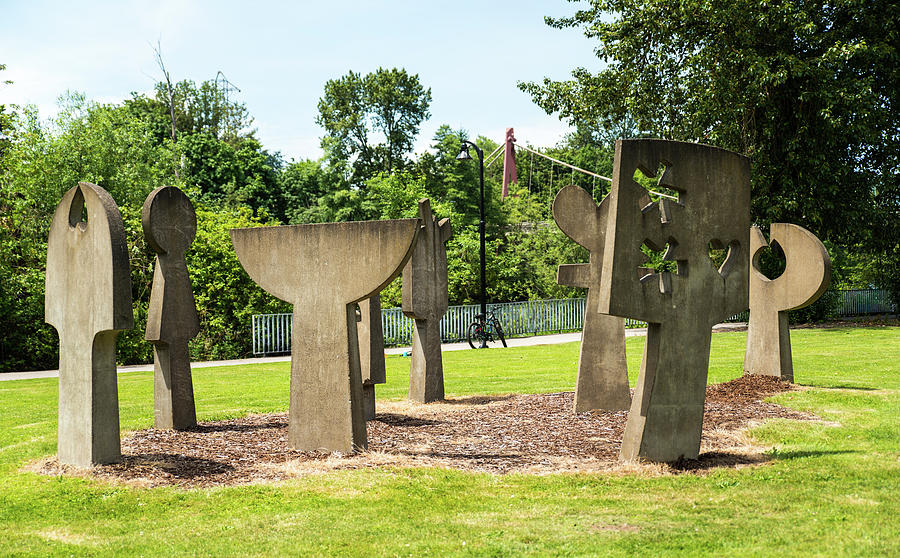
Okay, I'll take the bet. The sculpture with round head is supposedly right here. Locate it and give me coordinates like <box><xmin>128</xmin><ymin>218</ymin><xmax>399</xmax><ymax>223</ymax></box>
<box><xmin>552</xmin><ymin>185</ymin><xmax>630</xmax><ymax>412</ymax></box>
<box><xmin>142</xmin><ymin>185</ymin><xmax>201</xmax><ymax>430</ymax></box>
<box><xmin>744</xmin><ymin>223</ymin><xmax>831</xmax><ymax>382</ymax></box>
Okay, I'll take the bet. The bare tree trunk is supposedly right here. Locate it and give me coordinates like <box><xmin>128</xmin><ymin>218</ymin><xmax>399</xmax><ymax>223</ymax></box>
<box><xmin>153</xmin><ymin>42</ymin><xmax>180</xmax><ymax>180</ymax></box>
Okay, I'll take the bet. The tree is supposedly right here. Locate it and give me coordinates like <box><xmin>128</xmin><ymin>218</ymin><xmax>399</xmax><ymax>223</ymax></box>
<box><xmin>178</xmin><ymin>132</ymin><xmax>279</xmax><ymax>212</ymax></box>
<box><xmin>156</xmin><ymin>79</ymin><xmax>254</xmax><ymax>144</ymax></box>
<box><xmin>316</xmin><ymin>68</ymin><xmax>431</xmax><ymax>182</ymax></box>
<box><xmin>520</xmin><ymin>0</ymin><xmax>899</xmax><ymax>256</ymax></box>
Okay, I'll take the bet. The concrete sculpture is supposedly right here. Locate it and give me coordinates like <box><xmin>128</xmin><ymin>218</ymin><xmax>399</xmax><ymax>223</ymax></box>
<box><xmin>598</xmin><ymin>140</ymin><xmax>750</xmax><ymax>463</ymax></box>
<box><xmin>45</xmin><ymin>182</ymin><xmax>133</xmax><ymax>467</ymax></box>
<box><xmin>744</xmin><ymin>223</ymin><xmax>831</xmax><ymax>382</ymax></box>
<box><xmin>553</xmin><ymin>185</ymin><xmax>630</xmax><ymax>412</ymax></box>
<box><xmin>230</xmin><ymin>219</ymin><xmax>419</xmax><ymax>452</ymax></box>
<box><xmin>402</xmin><ymin>199</ymin><xmax>452</xmax><ymax>403</ymax></box>
<box><xmin>357</xmin><ymin>295</ymin><xmax>386</xmax><ymax>420</ymax></box>
<box><xmin>142</xmin><ymin>186</ymin><xmax>201</xmax><ymax>430</ymax></box>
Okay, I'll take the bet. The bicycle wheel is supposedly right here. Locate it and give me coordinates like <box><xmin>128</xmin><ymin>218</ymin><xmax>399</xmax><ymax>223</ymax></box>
<box><xmin>467</xmin><ymin>322</ymin><xmax>484</xmax><ymax>349</ymax></box>
<box><xmin>493</xmin><ymin>320</ymin><xmax>507</xmax><ymax>348</ymax></box>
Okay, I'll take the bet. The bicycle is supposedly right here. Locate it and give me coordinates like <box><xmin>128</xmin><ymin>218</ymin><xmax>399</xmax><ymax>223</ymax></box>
<box><xmin>467</xmin><ymin>310</ymin><xmax>507</xmax><ymax>349</ymax></box>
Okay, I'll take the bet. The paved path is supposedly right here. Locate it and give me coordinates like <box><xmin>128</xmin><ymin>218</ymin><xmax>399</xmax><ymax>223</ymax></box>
<box><xmin>0</xmin><ymin>323</ymin><xmax>746</xmax><ymax>382</ymax></box>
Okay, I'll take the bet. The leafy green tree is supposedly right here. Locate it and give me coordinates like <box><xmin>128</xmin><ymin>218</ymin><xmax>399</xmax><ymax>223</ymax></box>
<box><xmin>0</xmin><ymin>95</ymin><xmax>172</xmax><ymax>370</ymax></box>
<box><xmin>520</xmin><ymin>0</ymin><xmax>899</xmax><ymax>258</ymax></box>
<box><xmin>185</xmin><ymin>206</ymin><xmax>290</xmax><ymax>360</ymax></box>
<box><xmin>0</xmin><ymin>90</ymin><xmax>289</xmax><ymax>370</ymax></box>
<box><xmin>178</xmin><ymin>133</ymin><xmax>283</xmax><ymax>219</ymax></box>
<box><xmin>281</xmin><ymin>159</ymin><xmax>330</xmax><ymax>221</ymax></box>
<box><xmin>281</xmin><ymin>158</ymin><xmax>349</xmax><ymax>224</ymax></box>
<box><xmin>0</xmin><ymin>182</ymin><xmax>57</xmax><ymax>371</ymax></box>
<box><xmin>3</xmin><ymin>95</ymin><xmax>178</xmax><ymax>215</ymax></box>
<box><xmin>317</xmin><ymin>68</ymin><xmax>431</xmax><ymax>182</ymax></box>
<box><xmin>0</xmin><ymin>63</ymin><xmax>13</xmax><ymax>165</ymax></box>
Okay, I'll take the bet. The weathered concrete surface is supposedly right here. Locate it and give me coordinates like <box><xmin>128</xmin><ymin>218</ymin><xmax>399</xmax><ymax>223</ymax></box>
<box><xmin>598</xmin><ymin>140</ymin><xmax>750</xmax><ymax>463</ymax></box>
<box><xmin>744</xmin><ymin>223</ymin><xmax>831</xmax><ymax>382</ymax></box>
<box><xmin>45</xmin><ymin>182</ymin><xmax>133</xmax><ymax>467</ymax></box>
<box><xmin>142</xmin><ymin>186</ymin><xmax>201</xmax><ymax>430</ymax></box>
<box><xmin>357</xmin><ymin>295</ymin><xmax>386</xmax><ymax>420</ymax></box>
<box><xmin>553</xmin><ymin>185</ymin><xmax>630</xmax><ymax>412</ymax></box>
<box><xmin>402</xmin><ymin>199</ymin><xmax>452</xmax><ymax>403</ymax></box>
<box><xmin>231</xmin><ymin>220</ymin><xmax>419</xmax><ymax>452</ymax></box>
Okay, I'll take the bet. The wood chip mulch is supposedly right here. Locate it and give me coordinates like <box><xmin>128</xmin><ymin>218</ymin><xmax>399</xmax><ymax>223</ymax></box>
<box><xmin>31</xmin><ymin>375</ymin><xmax>816</xmax><ymax>488</ymax></box>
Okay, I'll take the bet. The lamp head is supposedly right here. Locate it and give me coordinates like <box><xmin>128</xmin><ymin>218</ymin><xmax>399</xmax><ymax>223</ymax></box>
<box><xmin>456</xmin><ymin>143</ymin><xmax>472</xmax><ymax>161</ymax></box>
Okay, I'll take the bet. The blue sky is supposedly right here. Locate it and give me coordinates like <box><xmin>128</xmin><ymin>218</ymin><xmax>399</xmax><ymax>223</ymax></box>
<box><xmin>1</xmin><ymin>1</ymin><xmax>603</xmax><ymax>162</ymax></box>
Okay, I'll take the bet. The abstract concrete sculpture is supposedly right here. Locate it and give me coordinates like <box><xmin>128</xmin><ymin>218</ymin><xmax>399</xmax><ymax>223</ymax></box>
<box><xmin>402</xmin><ymin>199</ymin><xmax>452</xmax><ymax>403</ymax></box>
<box><xmin>598</xmin><ymin>140</ymin><xmax>750</xmax><ymax>462</ymax></box>
<box><xmin>231</xmin><ymin>220</ymin><xmax>419</xmax><ymax>452</ymax></box>
<box><xmin>744</xmin><ymin>223</ymin><xmax>831</xmax><ymax>382</ymax></box>
<box><xmin>553</xmin><ymin>185</ymin><xmax>630</xmax><ymax>412</ymax></box>
<box><xmin>142</xmin><ymin>186</ymin><xmax>201</xmax><ymax>430</ymax></box>
<box><xmin>45</xmin><ymin>182</ymin><xmax>133</xmax><ymax>467</ymax></box>
<box><xmin>357</xmin><ymin>295</ymin><xmax>386</xmax><ymax>420</ymax></box>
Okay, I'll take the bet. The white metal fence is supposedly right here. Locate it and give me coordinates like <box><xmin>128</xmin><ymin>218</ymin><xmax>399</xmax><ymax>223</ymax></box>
<box><xmin>251</xmin><ymin>289</ymin><xmax>895</xmax><ymax>355</ymax></box>
<box><xmin>835</xmin><ymin>288</ymin><xmax>895</xmax><ymax>315</ymax></box>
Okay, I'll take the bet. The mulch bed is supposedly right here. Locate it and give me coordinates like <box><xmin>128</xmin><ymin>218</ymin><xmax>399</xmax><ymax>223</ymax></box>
<box><xmin>31</xmin><ymin>375</ymin><xmax>816</xmax><ymax>488</ymax></box>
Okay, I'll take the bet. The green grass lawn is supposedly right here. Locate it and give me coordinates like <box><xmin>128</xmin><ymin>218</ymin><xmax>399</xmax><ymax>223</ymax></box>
<box><xmin>0</xmin><ymin>327</ymin><xmax>898</xmax><ymax>556</ymax></box>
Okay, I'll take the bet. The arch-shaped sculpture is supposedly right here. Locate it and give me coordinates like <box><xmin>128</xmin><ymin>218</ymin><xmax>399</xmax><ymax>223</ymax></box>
<box><xmin>552</xmin><ymin>184</ymin><xmax>630</xmax><ymax>412</ymax></box>
<box><xmin>46</xmin><ymin>182</ymin><xmax>133</xmax><ymax>467</ymax></box>
<box><xmin>744</xmin><ymin>223</ymin><xmax>831</xmax><ymax>382</ymax></box>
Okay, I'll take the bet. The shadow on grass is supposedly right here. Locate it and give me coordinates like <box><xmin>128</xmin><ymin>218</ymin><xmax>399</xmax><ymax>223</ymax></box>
<box><xmin>671</xmin><ymin>448</ymin><xmax>857</xmax><ymax>471</ymax></box>
<box><xmin>796</xmin><ymin>383</ymin><xmax>879</xmax><ymax>391</ymax></box>
<box><xmin>766</xmin><ymin>449</ymin><xmax>857</xmax><ymax>460</ymax></box>
<box><xmin>669</xmin><ymin>452</ymin><xmax>771</xmax><ymax>471</ymax></box>
<box><xmin>375</xmin><ymin>413</ymin><xmax>445</xmax><ymax>427</ymax></box>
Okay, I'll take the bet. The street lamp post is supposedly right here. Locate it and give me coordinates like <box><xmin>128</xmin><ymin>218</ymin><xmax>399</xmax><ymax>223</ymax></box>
<box><xmin>456</xmin><ymin>140</ymin><xmax>488</xmax><ymax>348</ymax></box>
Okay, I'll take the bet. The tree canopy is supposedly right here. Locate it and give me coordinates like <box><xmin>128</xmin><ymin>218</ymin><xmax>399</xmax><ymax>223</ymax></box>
<box><xmin>316</xmin><ymin>68</ymin><xmax>431</xmax><ymax>182</ymax></box>
<box><xmin>520</xmin><ymin>0</ymin><xmax>899</xmax><ymax>260</ymax></box>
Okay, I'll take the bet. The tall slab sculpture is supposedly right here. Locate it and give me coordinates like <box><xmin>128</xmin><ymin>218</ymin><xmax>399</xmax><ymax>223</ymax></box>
<box><xmin>744</xmin><ymin>223</ymin><xmax>831</xmax><ymax>382</ymax></box>
<box><xmin>598</xmin><ymin>140</ymin><xmax>750</xmax><ymax>463</ymax></box>
<box><xmin>357</xmin><ymin>295</ymin><xmax>386</xmax><ymax>420</ymax></box>
<box><xmin>402</xmin><ymin>199</ymin><xmax>452</xmax><ymax>403</ymax></box>
<box><xmin>231</xmin><ymin>220</ymin><xmax>419</xmax><ymax>452</ymax></box>
<box><xmin>142</xmin><ymin>186</ymin><xmax>201</xmax><ymax>430</ymax></box>
<box><xmin>45</xmin><ymin>182</ymin><xmax>133</xmax><ymax>467</ymax></box>
<box><xmin>552</xmin><ymin>185</ymin><xmax>630</xmax><ymax>412</ymax></box>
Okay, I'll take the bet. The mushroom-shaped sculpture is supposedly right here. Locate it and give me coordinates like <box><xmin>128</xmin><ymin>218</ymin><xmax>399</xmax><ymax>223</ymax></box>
<box><xmin>46</xmin><ymin>182</ymin><xmax>133</xmax><ymax>467</ymax></box>
<box><xmin>552</xmin><ymin>185</ymin><xmax>630</xmax><ymax>412</ymax></box>
<box><xmin>744</xmin><ymin>223</ymin><xmax>831</xmax><ymax>382</ymax></box>
<box><xmin>230</xmin><ymin>220</ymin><xmax>419</xmax><ymax>452</ymax></box>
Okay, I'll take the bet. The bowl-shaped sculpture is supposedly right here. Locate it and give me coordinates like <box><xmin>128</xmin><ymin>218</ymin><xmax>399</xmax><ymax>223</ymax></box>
<box><xmin>231</xmin><ymin>219</ymin><xmax>419</xmax><ymax>452</ymax></box>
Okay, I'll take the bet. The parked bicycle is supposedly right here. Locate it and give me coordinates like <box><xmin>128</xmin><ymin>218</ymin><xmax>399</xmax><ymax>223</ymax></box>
<box><xmin>467</xmin><ymin>311</ymin><xmax>507</xmax><ymax>349</ymax></box>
